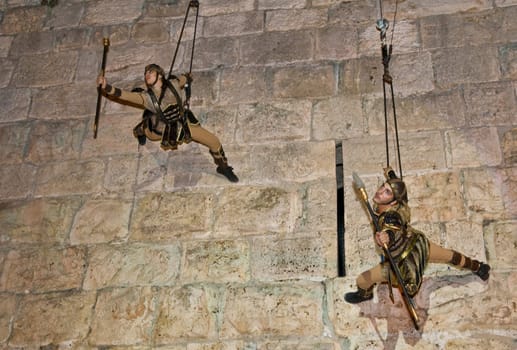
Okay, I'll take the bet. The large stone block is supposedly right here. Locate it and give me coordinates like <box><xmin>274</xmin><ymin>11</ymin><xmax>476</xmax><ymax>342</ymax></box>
<box><xmin>432</xmin><ymin>46</ymin><xmax>501</xmax><ymax>88</ymax></box>
<box><xmin>26</xmin><ymin>119</ymin><xmax>85</xmax><ymax>163</ymax></box>
<box><xmin>484</xmin><ymin>220</ymin><xmax>517</xmax><ymax>270</ymax></box>
<box><xmin>240</xmin><ymin>31</ymin><xmax>313</xmax><ymax>66</ymax></box>
<box><xmin>130</xmin><ymin>192</ymin><xmax>213</xmax><ymax>242</ymax></box>
<box><xmin>219</xmin><ymin>66</ymin><xmax>267</xmax><ymax>105</ymax></box>
<box><xmin>316</xmin><ymin>24</ymin><xmax>358</xmax><ymax>61</ymax></box>
<box><xmin>236</xmin><ymin>100</ymin><xmax>312</xmax><ymax>142</ymax></box>
<box><xmin>0</xmin><ymin>294</ymin><xmax>15</xmax><ymax>343</ymax></box>
<box><xmin>364</xmin><ymin>88</ymin><xmax>467</xmax><ymax>133</ymax></box>
<box><xmin>220</xmin><ymin>282</ymin><xmax>324</xmax><ymax>338</ymax></box>
<box><xmin>190</xmin><ymin>36</ymin><xmax>241</xmax><ymax>70</ymax></box>
<box><xmin>272</xmin><ymin>64</ymin><xmax>336</xmax><ymax>99</ymax></box>
<box><xmin>9</xmin><ymin>31</ymin><xmax>53</xmax><ymax>57</ymax></box>
<box><xmin>0</xmin><ymin>163</ymin><xmax>37</xmax><ymax>199</ymax></box>
<box><xmin>90</xmin><ymin>287</ymin><xmax>157</xmax><ymax>346</ymax></box>
<box><xmin>461</xmin><ymin>167</ymin><xmax>507</xmax><ymax>220</ymax></box>
<box><xmin>9</xmin><ymin>292</ymin><xmax>95</xmax><ymax>347</ymax></box>
<box><xmin>203</xmin><ymin>11</ymin><xmax>263</xmax><ymax>37</ymax></box>
<box><xmin>84</xmin><ymin>243</ymin><xmax>181</xmax><ymax>289</ymax></box>
<box><xmin>464</xmin><ymin>82</ymin><xmax>516</xmax><ymax>126</ymax></box>
<box><xmin>70</xmin><ymin>198</ymin><xmax>132</xmax><ymax>245</ymax></box>
<box><xmin>132</xmin><ymin>21</ymin><xmax>169</xmax><ymax>44</ymax></box>
<box><xmin>0</xmin><ymin>122</ymin><xmax>31</xmax><ymax>164</ymax></box>
<box><xmin>181</xmin><ymin>239</ymin><xmax>250</xmax><ymax>283</ymax></box>
<box><xmin>0</xmin><ymin>197</ymin><xmax>83</xmax><ymax>244</ymax></box>
<box><xmin>265</xmin><ymin>8</ymin><xmax>328</xmax><ymax>31</ymax></box>
<box><xmin>445</xmin><ymin>127</ymin><xmax>503</xmax><ymax>168</ymax></box>
<box><xmin>30</xmin><ymin>83</ymin><xmax>98</xmax><ymax>120</ymax></box>
<box><xmin>13</xmin><ymin>52</ymin><xmax>79</xmax><ymax>88</ymax></box>
<box><xmin>251</xmin><ymin>233</ymin><xmax>337</xmax><ymax>280</ymax></box>
<box><xmin>212</xmin><ymin>186</ymin><xmax>299</xmax><ymax>235</ymax></box>
<box><xmin>82</xmin><ymin>0</ymin><xmax>145</xmax><ymax>26</ymax></box>
<box><xmin>0</xmin><ymin>6</ymin><xmax>47</xmax><ymax>34</ymax></box>
<box><xmin>313</xmin><ymin>95</ymin><xmax>364</xmax><ymax>140</ymax></box>
<box><xmin>0</xmin><ymin>87</ymin><xmax>31</xmax><ymax>122</ymax></box>
<box><xmin>154</xmin><ymin>285</ymin><xmax>218</xmax><ymax>342</ymax></box>
<box><xmin>0</xmin><ymin>246</ymin><xmax>86</xmax><ymax>293</ymax></box>
<box><xmin>34</xmin><ymin>160</ymin><xmax>105</xmax><ymax>197</ymax></box>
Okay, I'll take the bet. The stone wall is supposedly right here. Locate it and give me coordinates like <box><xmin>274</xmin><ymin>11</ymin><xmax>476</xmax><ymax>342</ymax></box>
<box><xmin>0</xmin><ymin>0</ymin><xmax>515</xmax><ymax>349</ymax></box>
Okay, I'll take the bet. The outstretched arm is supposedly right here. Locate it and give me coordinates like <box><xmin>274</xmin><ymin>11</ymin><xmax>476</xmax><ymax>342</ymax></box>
<box><xmin>97</xmin><ymin>75</ymin><xmax>147</xmax><ymax>108</ymax></box>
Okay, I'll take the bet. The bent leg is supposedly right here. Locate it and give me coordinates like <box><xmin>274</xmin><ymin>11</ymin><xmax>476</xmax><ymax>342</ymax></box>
<box><xmin>345</xmin><ymin>264</ymin><xmax>387</xmax><ymax>304</ymax></box>
<box><xmin>189</xmin><ymin>123</ymin><xmax>221</xmax><ymax>152</ymax></box>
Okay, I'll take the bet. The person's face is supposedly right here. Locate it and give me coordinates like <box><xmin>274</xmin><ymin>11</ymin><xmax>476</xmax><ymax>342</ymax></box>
<box><xmin>373</xmin><ymin>182</ymin><xmax>395</xmax><ymax>205</ymax></box>
<box><xmin>145</xmin><ymin>69</ymin><xmax>159</xmax><ymax>86</ymax></box>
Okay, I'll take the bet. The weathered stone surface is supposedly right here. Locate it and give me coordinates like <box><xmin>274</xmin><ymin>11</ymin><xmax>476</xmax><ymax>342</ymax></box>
<box><xmin>405</xmin><ymin>172</ymin><xmax>466</xmax><ymax>222</ymax></box>
<box><xmin>55</xmin><ymin>27</ymin><xmax>90</xmax><ymax>51</ymax></box>
<box><xmin>236</xmin><ymin>101</ymin><xmax>312</xmax><ymax>143</ymax></box>
<box><xmin>0</xmin><ymin>121</ymin><xmax>30</xmax><ymax>164</ymax></box>
<box><xmin>313</xmin><ymin>95</ymin><xmax>364</xmax><ymax>140</ymax></box>
<box><xmin>295</xmin><ymin>180</ymin><xmax>337</xmax><ymax>233</ymax></box>
<box><xmin>0</xmin><ymin>87</ymin><xmax>31</xmax><ymax>122</ymax></box>
<box><xmin>365</xmin><ymin>88</ymin><xmax>467</xmax><ymax>133</ymax></box>
<box><xmin>433</xmin><ymin>46</ymin><xmax>501</xmax><ymax>88</ymax></box>
<box><xmin>0</xmin><ymin>6</ymin><xmax>47</xmax><ymax>34</ymax></box>
<box><xmin>203</xmin><ymin>11</ymin><xmax>263</xmax><ymax>37</ymax></box>
<box><xmin>239</xmin><ymin>141</ymin><xmax>335</xmax><ymax>183</ymax></box>
<box><xmin>0</xmin><ymin>294</ymin><xmax>16</xmax><ymax>343</ymax></box>
<box><xmin>26</xmin><ymin>119</ymin><xmax>85</xmax><ymax>163</ymax></box>
<box><xmin>421</xmin><ymin>11</ymin><xmax>500</xmax><ymax>50</ymax></box>
<box><xmin>500</xmin><ymin>166</ymin><xmax>517</xmax><ymax>217</ymax></box>
<box><xmin>342</xmin><ymin>131</ymin><xmax>447</xmax><ymax>174</ymax></box>
<box><xmin>0</xmin><ymin>163</ymin><xmax>37</xmax><ymax>199</ymax></box>
<box><xmin>69</xmin><ymin>198</ymin><xmax>132</xmax><ymax>245</ymax></box>
<box><xmin>132</xmin><ymin>21</ymin><xmax>169</xmax><ymax>44</ymax></box>
<box><xmin>154</xmin><ymin>285</ymin><xmax>218</xmax><ymax>343</ymax></box>
<box><xmin>240</xmin><ymin>31</ymin><xmax>313</xmax><ymax>66</ymax></box>
<box><xmin>464</xmin><ymin>82</ymin><xmax>517</xmax><ymax>126</ymax></box>
<box><xmin>0</xmin><ymin>58</ymin><xmax>15</xmax><ymax>88</ymax></box>
<box><xmin>213</xmin><ymin>186</ymin><xmax>298</xmax><ymax>235</ymax></box>
<box><xmin>461</xmin><ymin>167</ymin><xmax>507</xmax><ymax>220</ymax></box>
<box><xmin>500</xmin><ymin>42</ymin><xmax>517</xmax><ymax>80</ymax></box>
<box><xmin>483</xmin><ymin>220</ymin><xmax>517</xmax><ymax>270</ymax></box>
<box><xmin>34</xmin><ymin>160</ymin><xmax>105</xmax><ymax>197</ymax></box>
<box><xmin>393</xmin><ymin>0</ymin><xmax>492</xmax><ymax>19</ymax></box>
<box><xmin>9</xmin><ymin>292</ymin><xmax>95</xmax><ymax>347</ymax></box>
<box><xmin>82</xmin><ymin>0</ymin><xmax>145</xmax><ymax>26</ymax></box>
<box><xmin>339</xmin><ymin>56</ymin><xmax>383</xmax><ymax>96</ymax></box>
<box><xmin>258</xmin><ymin>0</ymin><xmax>306</xmax><ymax>10</ymax></box>
<box><xmin>9</xmin><ymin>31</ymin><xmax>53</xmax><ymax>57</ymax></box>
<box><xmin>0</xmin><ymin>246</ymin><xmax>86</xmax><ymax>293</ymax></box>
<box><xmin>13</xmin><ymin>52</ymin><xmax>79</xmax><ymax>87</ymax></box>
<box><xmin>46</xmin><ymin>2</ymin><xmax>84</xmax><ymax>29</ymax></box>
<box><xmin>251</xmin><ymin>233</ymin><xmax>336</xmax><ymax>280</ymax></box>
<box><xmin>199</xmin><ymin>0</ymin><xmax>254</xmax><ymax>16</ymax></box>
<box><xmin>181</xmin><ymin>239</ymin><xmax>250</xmax><ymax>283</ymax></box>
<box><xmin>220</xmin><ymin>283</ymin><xmax>324</xmax><ymax>338</ymax></box>
<box><xmin>90</xmin><ymin>287</ymin><xmax>157</xmax><ymax>346</ymax></box>
<box><xmin>315</xmin><ymin>25</ymin><xmax>358</xmax><ymax>61</ymax></box>
<box><xmin>265</xmin><ymin>9</ymin><xmax>328</xmax><ymax>31</ymax></box>
<box><xmin>272</xmin><ymin>64</ymin><xmax>336</xmax><ymax>98</ymax></box>
<box><xmin>0</xmin><ymin>36</ymin><xmax>13</xmax><ymax>58</ymax></box>
<box><xmin>130</xmin><ymin>192</ymin><xmax>213</xmax><ymax>242</ymax></box>
<box><xmin>84</xmin><ymin>243</ymin><xmax>181</xmax><ymax>289</ymax></box>
<box><xmin>0</xmin><ymin>197</ymin><xmax>83</xmax><ymax>244</ymax></box>
<box><xmin>219</xmin><ymin>66</ymin><xmax>267</xmax><ymax>105</ymax></box>
<box><xmin>445</xmin><ymin>127</ymin><xmax>502</xmax><ymax>168</ymax></box>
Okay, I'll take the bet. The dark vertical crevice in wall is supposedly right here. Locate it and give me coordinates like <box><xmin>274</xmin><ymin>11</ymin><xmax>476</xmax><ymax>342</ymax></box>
<box><xmin>335</xmin><ymin>141</ymin><xmax>345</xmax><ymax>277</ymax></box>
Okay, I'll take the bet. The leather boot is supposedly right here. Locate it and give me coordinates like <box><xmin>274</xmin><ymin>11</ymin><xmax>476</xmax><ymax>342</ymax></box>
<box><xmin>344</xmin><ymin>286</ymin><xmax>374</xmax><ymax>304</ymax></box>
<box><xmin>451</xmin><ymin>251</ymin><xmax>491</xmax><ymax>281</ymax></box>
<box><xmin>210</xmin><ymin>146</ymin><xmax>239</xmax><ymax>183</ymax></box>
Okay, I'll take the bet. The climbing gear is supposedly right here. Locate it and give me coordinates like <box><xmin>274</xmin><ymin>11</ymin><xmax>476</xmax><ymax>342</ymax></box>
<box><xmin>210</xmin><ymin>147</ymin><xmax>239</xmax><ymax>182</ymax></box>
<box><xmin>167</xmin><ymin>0</ymin><xmax>199</xmax><ymax>108</ymax></box>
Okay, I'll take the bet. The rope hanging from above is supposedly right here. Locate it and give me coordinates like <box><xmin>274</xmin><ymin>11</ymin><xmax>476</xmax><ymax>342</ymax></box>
<box><xmin>376</xmin><ymin>0</ymin><xmax>403</xmax><ymax>179</ymax></box>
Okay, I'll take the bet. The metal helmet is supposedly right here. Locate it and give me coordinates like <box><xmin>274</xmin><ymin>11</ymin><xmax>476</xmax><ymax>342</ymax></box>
<box><xmin>386</xmin><ymin>178</ymin><xmax>408</xmax><ymax>204</ymax></box>
<box><xmin>144</xmin><ymin>63</ymin><xmax>165</xmax><ymax>77</ymax></box>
